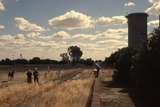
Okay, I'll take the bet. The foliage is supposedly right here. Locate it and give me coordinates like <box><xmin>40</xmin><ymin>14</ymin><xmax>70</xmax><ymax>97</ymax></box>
<box><xmin>60</xmin><ymin>53</ymin><xmax>69</xmax><ymax>63</ymax></box>
<box><xmin>79</xmin><ymin>58</ymin><xmax>94</xmax><ymax>66</ymax></box>
<box><xmin>106</xmin><ymin>27</ymin><xmax>160</xmax><ymax>88</ymax></box>
<box><xmin>68</xmin><ymin>46</ymin><xmax>83</xmax><ymax>62</ymax></box>
<box><xmin>0</xmin><ymin>57</ymin><xmax>59</xmax><ymax>65</ymax></box>
<box><xmin>105</xmin><ymin>47</ymin><xmax>136</xmax><ymax>85</ymax></box>
<box><xmin>132</xmin><ymin>27</ymin><xmax>160</xmax><ymax>88</ymax></box>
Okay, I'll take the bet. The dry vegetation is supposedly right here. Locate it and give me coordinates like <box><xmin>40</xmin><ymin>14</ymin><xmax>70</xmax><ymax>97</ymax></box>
<box><xmin>53</xmin><ymin>79</ymin><xmax>93</xmax><ymax>107</ymax></box>
<box><xmin>0</xmin><ymin>69</ymin><xmax>94</xmax><ymax>107</ymax></box>
<box><xmin>15</xmin><ymin>79</ymin><xmax>93</xmax><ymax>107</ymax></box>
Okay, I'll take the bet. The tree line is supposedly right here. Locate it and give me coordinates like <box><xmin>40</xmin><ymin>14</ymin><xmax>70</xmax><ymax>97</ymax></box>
<box><xmin>0</xmin><ymin>46</ymin><xmax>94</xmax><ymax>66</ymax></box>
<box><xmin>105</xmin><ymin>27</ymin><xmax>160</xmax><ymax>88</ymax></box>
<box><xmin>104</xmin><ymin>27</ymin><xmax>160</xmax><ymax>106</ymax></box>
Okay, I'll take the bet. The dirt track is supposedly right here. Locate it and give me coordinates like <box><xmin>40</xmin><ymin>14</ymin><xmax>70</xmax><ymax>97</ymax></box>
<box><xmin>91</xmin><ymin>69</ymin><xmax>135</xmax><ymax>107</ymax></box>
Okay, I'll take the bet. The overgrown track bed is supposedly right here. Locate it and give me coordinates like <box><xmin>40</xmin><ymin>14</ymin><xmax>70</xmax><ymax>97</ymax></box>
<box><xmin>0</xmin><ymin>68</ymin><xmax>94</xmax><ymax>107</ymax></box>
<box><xmin>0</xmin><ymin>68</ymin><xmax>82</xmax><ymax>88</ymax></box>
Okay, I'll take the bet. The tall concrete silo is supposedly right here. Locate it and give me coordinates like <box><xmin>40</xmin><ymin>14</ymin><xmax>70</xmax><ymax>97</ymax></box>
<box><xmin>126</xmin><ymin>13</ymin><xmax>148</xmax><ymax>49</ymax></box>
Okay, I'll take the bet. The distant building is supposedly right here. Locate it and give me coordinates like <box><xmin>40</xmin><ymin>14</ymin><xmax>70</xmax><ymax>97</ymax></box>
<box><xmin>126</xmin><ymin>13</ymin><xmax>148</xmax><ymax>50</ymax></box>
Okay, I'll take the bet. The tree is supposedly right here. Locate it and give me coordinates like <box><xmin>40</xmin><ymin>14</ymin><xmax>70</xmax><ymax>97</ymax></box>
<box><xmin>79</xmin><ymin>58</ymin><xmax>94</xmax><ymax>66</ymax></box>
<box><xmin>68</xmin><ymin>46</ymin><xmax>83</xmax><ymax>62</ymax></box>
<box><xmin>60</xmin><ymin>53</ymin><xmax>69</xmax><ymax>63</ymax></box>
<box><xmin>29</xmin><ymin>57</ymin><xmax>41</xmax><ymax>64</ymax></box>
<box><xmin>0</xmin><ymin>58</ymin><xmax>12</xmax><ymax>65</ymax></box>
<box><xmin>14</xmin><ymin>59</ymin><xmax>28</xmax><ymax>64</ymax></box>
<box><xmin>132</xmin><ymin>27</ymin><xmax>160</xmax><ymax>88</ymax></box>
<box><xmin>112</xmin><ymin>47</ymin><xmax>136</xmax><ymax>85</ymax></box>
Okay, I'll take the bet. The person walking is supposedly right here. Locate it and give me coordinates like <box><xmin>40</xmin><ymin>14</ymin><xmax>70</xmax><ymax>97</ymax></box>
<box><xmin>26</xmin><ymin>69</ymin><xmax>32</xmax><ymax>83</ymax></box>
<box><xmin>94</xmin><ymin>62</ymin><xmax>101</xmax><ymax>78</ymax></box>
<box><xmin>8</xmin><ymin>69</ymin><xmax>15</xmax><ymax>81</ymax></box>
<box><xmin>33</xmin><ymin>67</ymin><xmax>39</xmax><ymax>84</ymax></box>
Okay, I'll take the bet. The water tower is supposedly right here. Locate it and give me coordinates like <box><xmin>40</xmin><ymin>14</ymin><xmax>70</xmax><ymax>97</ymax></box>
<box><xmin>126</xmin><ymin>13</ymin><xmax>148</xmax><ymax>50</ymax></box>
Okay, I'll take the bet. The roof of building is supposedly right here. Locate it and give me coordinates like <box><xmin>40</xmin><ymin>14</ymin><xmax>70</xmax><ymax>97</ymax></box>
<box><xmin>126</xmin><ymin>12</ymin><xmax>148</xmax><ymax>18</ymax></box>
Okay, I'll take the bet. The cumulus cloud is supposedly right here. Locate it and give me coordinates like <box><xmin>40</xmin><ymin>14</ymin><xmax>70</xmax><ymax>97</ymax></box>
<box><xmin>25</xmin><ymin>32</ymin><xmax>41</xmax><ymax>38</ymax></box>
<box><xmin>96</xmin><ymin>16</ymin><xmax>127</xmax><ymax>26</ymax></box>
<box><xmin>124</xmin><ymin>1</ymin><xmax>136</xmax><ymax>7</ymax></box>
<box><xmin>72</xmin><ymin>34</ymin><xmax>97</xmax><ymax>41</ymax></box>
<box><xmin>148</xmin><ymin>20</ymin><xmax>159</xmax><ymax>27</ymax></box>
<box><xmin>95</xmin><ymin>28</ymin><xmax>128</xmax><ymax>50</ymax></box>
<box><xmin>0</xmin><ymin>34</ymin><xmax>28</xmax><ymax>47</ymax></box>
<box><xmin>53</xmin><ymin>31</ymin><xmax>70</xmax><ymax>39</ymax></box>
<box><xmin>0</xmin><ymin>26</ymin><xmax>128</xmax><ymax>60</ymax></box>
<box><xmin>0</xmin><ymin>35</ymin><xmax>13</xmax><ymax>42</ymax></box>
<box><xmin>48</xmin><ymin>10</ymin><xmax>93</xmax><ymax>30</ymax></box>
<box><xmin>149</xmin><ymin>0</ymin><xmax>160</xmax><ymax>3</ymax></box>
<box><xmin>146</xmin><ymin>0</ymin><xmax>160</xmax><ymax>15</ymax></box>
<box><xmin>97</xmin><ymin>28</ymin><xmax>128</xmax><ymax>40</ymax></box>
<box><xmin>0</xmin><ymin>1</ymin><xmax>5</xmax><ymax>11</ymax></box>
<box><xmin>15</xmin><ymin>17</ymin><xmax>45</xmax><ymax>32</ymax></box>
<box><xmin>0</xmin><ymin>25</ymin><xmax>5</xmax><ymax>31</ymax></box>
<box><xmin>0</xmin><ymin>33</ymin><xmax>58</xmax><ymax>59</ymax></box>
<box><xmin>97</xmin><ymin>39</ymin><xmax>127</xmax><ymax>47</ymax></box>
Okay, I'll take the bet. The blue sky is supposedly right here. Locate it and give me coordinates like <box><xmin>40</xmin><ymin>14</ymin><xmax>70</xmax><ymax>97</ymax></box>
<box><xmin>0</xmin><ymin>0</ymin><xmax>156</xmax><ymax>34</ymax></box>
<box><xmin>0</xmin><ymin>0</ymin><xmax>159</xmax><ymax>60</ymax></box>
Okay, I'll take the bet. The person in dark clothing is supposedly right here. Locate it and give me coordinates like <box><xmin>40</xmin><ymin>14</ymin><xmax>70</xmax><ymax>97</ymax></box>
<box><xmin>8</xmin><ymin>70</ymin><xmax>15</xmax><ymax>81</ymax></box>
<box><xmin>26</xmin><ymin>69</ymin><xmax>32</xmax><ymax>83</ymax></box>
<box><xmin>94</xmin><ymin>63</ymin><xmax>101</xmax><ymax>78</ymax></box>
<box><xmin>33</xmin><ymin>68</ymin><xmax>39</xmax><ymax>84</ymax></box>
<box><xmin>8</xmin><ymin>71</ymin><xmax>11</xmax><ymax>81</ymax></box>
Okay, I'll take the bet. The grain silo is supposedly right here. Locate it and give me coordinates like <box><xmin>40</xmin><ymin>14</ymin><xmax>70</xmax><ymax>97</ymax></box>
<box><xmin>126</xmin><ymin>13</ymin><xmax>148</xmax><ymax>49</ymax></box>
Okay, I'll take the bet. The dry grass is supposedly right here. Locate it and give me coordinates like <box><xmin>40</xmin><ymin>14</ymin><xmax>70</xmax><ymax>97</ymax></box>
<box><xmin>53</xmin><ymin>79</ymin><xmax>93</xmax><ymax>107</ymax></box>
<box><xmin>0</xmin><ymin>69</ymin><xmax>94</xmax><ymax>107</ymax></box>
<box><xmin>0</xmin><ymin>81</ymin><xmax>57</xmax><ymax>107</ymax></box>
<box><xmin>14</xmin><ymin>79</ymin><xmax>93</xmax><ymax>107</ymax></box>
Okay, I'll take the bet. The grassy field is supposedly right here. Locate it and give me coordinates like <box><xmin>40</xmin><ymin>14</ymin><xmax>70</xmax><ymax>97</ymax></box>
<box><xmin>0</xmin><ymin>67</ymin><xmax>94</xmax><ymax>107</ymax></box>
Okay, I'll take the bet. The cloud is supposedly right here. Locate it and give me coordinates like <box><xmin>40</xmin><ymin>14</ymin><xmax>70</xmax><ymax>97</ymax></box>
<box><xmin>0</xmin><ymin>1</ymin><xmax>5</xmax><ymax>11</ymax></box>
<box><xmin>105</xmin><ymin>28</ymin><xmax>128</xmax><ymax>34</ymax></box>
<box><xmin>0</xmin><ymin>34</ymin><xmax>28</xmax><ymax>46</ymax></box>
<box><xmin>95</xmin><ymin>28</ymin><xmax>128</xmax><ymax>50</ymax></box>
<box><xmin>0</xmin><ymin>35</ymin><xmax>14</xmax><ymax>42</ymax></box>
<box><xmin>72</xmin><ymin>34</ymin><xmax>97</xmax><ymax>41</ymax></box>
<box><xmin>25</xmin><ymin>32</ymin><xmax>41</xmax><ymax>38</ymax></box>
<box><xmin>97</xmin><ymin>28</ymin><xmax>128</xmax><ymax>40</ymax></box>
<box><xmin>96</xmin><ymin>39</ymin><xmax>127</xmax><ymax>47</ymax></box>
<box><xmin>146</xmin><ymin>0</ymin><xmax>160</xmax><ymax>15</ymax></box>
<box><xmin>0</xmin><ymin>33</ymin><xmax>62</xmax><ymax>59</ymax></box>
<box><xmin>0</xmin><ymin>25</ymin><xmax>5</xmax><ymax>31</ymax></box>
<box><xmin>124</xmin><ymin>1</ymin><xmax>136</xmax><ymax>7</ymax></box>
<box><xmin>96</xmin><ymin>16</ymin><xmax>127</xmax><ymax>26</ymax></box>
<box><xmin>0</xmin><ymin>26</ymin><xmax>128</xmax><ymax>60</ymax></box>
<box><xmin>149</xmin><ymin>0</ymin><xmax>160</xmax><ymax>3</ymax></box>
<box><xmin>15</xmin><ymin>17</ymin><xmax>45</xmax><ymax>32</ymax></box>
<box><xmin>48</xmin><ymin>10</ymin><xmax>93</xmax><ymax>30</ymax></box>
<box><xmin>148</xmin><ymin>20</ymin><xmax>159</xmax><ymax>27</ymax></box>
<box><xmin>53</xmin><ymin>31</ymin><xmax>70</xmax><ymax>39</ymax></box>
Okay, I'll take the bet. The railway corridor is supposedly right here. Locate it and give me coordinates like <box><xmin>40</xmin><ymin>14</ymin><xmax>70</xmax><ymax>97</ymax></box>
<box><xmin>0</xmin><ymin>68</ymin><xmax>94</xmax><ymax>107</ymax></box>
<box><xmin>91</xmin><ymin>69</ymin><xmax>135</xmax><ymax>107</ymax></box>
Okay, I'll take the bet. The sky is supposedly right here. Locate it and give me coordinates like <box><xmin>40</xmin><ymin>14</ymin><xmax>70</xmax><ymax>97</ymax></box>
<box><xmin>0</xmin><ymin>0</ymin><xmax>160</xmax><ymax>60</ymax></box>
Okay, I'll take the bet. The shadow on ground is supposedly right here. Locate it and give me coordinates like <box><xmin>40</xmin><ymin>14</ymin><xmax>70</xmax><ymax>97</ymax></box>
<box><xmin>128</xmin><ymin>88</ymin><xmax>160</xmax><ymax>107</ymax></box>
<box><xmin>101</xmin><ymin>80</ymin><xmax>160</xmax><ymax>107</ymax></box>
